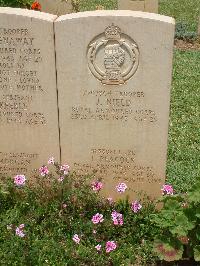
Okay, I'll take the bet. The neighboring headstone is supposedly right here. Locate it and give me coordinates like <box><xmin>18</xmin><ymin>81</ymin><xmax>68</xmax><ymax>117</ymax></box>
<box><xmin>118</xmin><ymin>0</ymin><xmax>158</xmax><ymax>13</ymax></box>
<box><xmin>40</xmin><ymin>0</ymin><xmax>73</xmax><ymax>15</ymax></box>
<box><xmin>145</xmin><ymin>0</ymin><xmax>158</xmax><ymax>13</ymax></box>
<box><xmin>0</xmin><ymin>8</ymin><xmax>60</xmax><ymax>177</ymax></box>
<box><xmin>119</xmin><ymin>0</ymin><xmax>145</xmax><ymax>11</ymax></box>
<box><xmin>55</xmin><ymin>11</ymin><xmax>175</xmax><ymax>201</ymax></box>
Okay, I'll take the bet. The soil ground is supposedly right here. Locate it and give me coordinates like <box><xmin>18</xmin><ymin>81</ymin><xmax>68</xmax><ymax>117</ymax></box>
<box><xmin>175</xmin><ymin>39</ymin><xmax>200</xmax><ymax>51</ymax></box>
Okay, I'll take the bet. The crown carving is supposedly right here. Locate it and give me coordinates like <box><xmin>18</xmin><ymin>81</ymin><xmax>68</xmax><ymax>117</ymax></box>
<box><xmin>104</xmin><ymin>24</ymin><xmax>121</xmax><ymax>40</ymax></box>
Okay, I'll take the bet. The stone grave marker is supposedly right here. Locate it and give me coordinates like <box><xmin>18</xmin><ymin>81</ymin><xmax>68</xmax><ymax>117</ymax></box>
<box><xmin>0</xmin><ymin>8</ymin><xmax>60</xmax><ymax>178</ymax></box>
<box><xmin>39</xmin><ymin>0</ymin><xmax>73</xmax><ymax>15</ymax></box>
<box><xmin>55</xmin><ymin>11</ymin><xmax>175</xmax><ymax>201</ymax></box>
<box><xmin>118</xmin><ymin>0</ymin><xmax>158</xmax><ymax>13</ymax></box>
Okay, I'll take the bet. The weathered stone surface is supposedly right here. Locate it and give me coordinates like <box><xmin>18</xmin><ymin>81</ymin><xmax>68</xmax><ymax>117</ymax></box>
<box><xmin>145</xmin><ymin>0</ymin><xmax>158</xmax><ymax>13</ymax></box>
<box><xmin>40</xmin><ymin>0</ymin><xmax>73</xmax><ymax>15</ymax></box>
<box><xmin>118</xmin><ymin>0</ymin><xmax>158</xmax><ymax>13</ymax></box>
<box><xmin>118</xmin><ymin>0</ymin><xmax>145</xmax><ymax>11</ymax></box>
<box><xmin>0</xmin><ymin>8</ymin><xmax>60</xmax><ymax>178</ymax></box>
<box><xmin>55</xmin><ymin>11</ymin><xmax>175</xmax><ymax>201</ymax></box>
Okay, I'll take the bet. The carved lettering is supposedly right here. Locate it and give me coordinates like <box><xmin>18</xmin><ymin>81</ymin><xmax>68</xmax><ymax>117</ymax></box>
<box><xmin>0</xmin><ymin>27</ymin><xmax>45</xmax><ymax>126</ymax></box>
<box><xmin>0</xmin><ymin>152</ymin><xmax>39</xmax><ymax>176</ymax></box>
<box><xmin>73</xmin><ymin>148</ymin><xmax>158</xmax><ymax>184</ymax></box>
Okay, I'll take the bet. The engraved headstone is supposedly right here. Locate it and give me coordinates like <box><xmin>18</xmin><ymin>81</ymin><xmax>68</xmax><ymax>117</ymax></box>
<box><xmin>55</xmin><ymin>11</ymin><xmax>175</xmax><ymax>201</ymax></box>
<box><xmin>0</xmin><ymin>8</ymin><xmax>60</xmax><ymax>177</ymax></box>
<box><xmin>118</xmin><ymin>0</ymin><xmax>158</xmax><ymax>13</ymax></box>
<box><xmin>40</xmin><ymin>0</ymin><xmax>73</xmax><ymax>15</ymax></box>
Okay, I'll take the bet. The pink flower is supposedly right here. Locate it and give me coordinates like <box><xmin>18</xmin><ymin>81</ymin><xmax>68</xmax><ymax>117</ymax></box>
<box><xmin>39</xmin><ymin>166</ymin><xmax>49</xmax><ymax>176</ymax></box>
<box><xmin>92</xmin><ymin>213</ymin><xmax>104</xmax><ymax>224</ymax></box>
<box><xmin>48</xmin><ymin>157</ymin><xmax>55</xmax><ymax>164</ymax></box>
<box><xmin>111</xmin><ymin>210</ymin><xmax>123</xmax><ymax>225</ymax></box>
<box><xmin>58</xmin><ymin>176</ymin><xmax>64</xmax><ymax>182</ymax></box>
<box><xmin>92</xmin><ymin>181</ymin><xmax>103</xmax><ymax>192</ymax></box>
<box><xmin>60</xmin><ymin>164</ymin><xmax>70</xmax><ymax>175</ymax></box>
<box><xmin>95</xmin><ymin>244</ymin><xmax>102</xmax><ymax>251</ymax></box>
<box><xmin>116</xmin><ymin>182</ymin><xmax>127</xmax><ymax>193</ymax></box>
<box><xmin>63</xmin><ymin>204</ymin><xmax>67</xmax><ymax>208</ymax></box>
<box><xmin>93</xmin><ymin>229</ymin><xmax>97</xmax><ymax>234</ymax></box>
<box><xmin>131</xmin><ymin>200</ymin><xmax>142</xmax><ymax>213</ymax></box>
<box><xmin>14</xmin><ymin>175</ymin><xmax>26</xmax><ymax>186</ymax></box>
<box><xmin>106</xmin><ymin>241</ymin><xmax>117</xmax><ymax>253</ymax></box>
<box><xmin>72</xmin><ymin>234</ymin><xmax>80</xmax><ymax>244</ymax></box>
<box><xmin>15</xmin><ymin>224</ymin><xmax>25</xmax><ymax>238</ymax></box>
<box><xmin>19</xmin><ymin>224</ymin><xmax>25</xmax><ymax>229</ymax></box>
<box><xmin>161</xmin><ymin>184</ymin><xmax>174</xmax><ymax>195</ymax></box>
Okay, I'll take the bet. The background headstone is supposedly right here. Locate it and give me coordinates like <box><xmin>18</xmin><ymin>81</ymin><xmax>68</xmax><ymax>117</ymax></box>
<box><xmin>55</xmin><ymin>11</ymin><xmax>175</xmax><ymax>201</ymax></box>
<box><xmin>118</xmin><ymin>0</ymin><xmax>158</xmax><ymax>13</ymax></box>
<box><xmin>39</xmin><ymin>0</ymin><xmax>73</xmax><ymax>15</ymax></box>
<box><xmin>0</xmin><ymin>8</ymin><xmax>60</xmax><ymax>178</ymax></box>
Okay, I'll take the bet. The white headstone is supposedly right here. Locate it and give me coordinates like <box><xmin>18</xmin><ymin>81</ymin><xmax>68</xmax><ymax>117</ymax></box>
<box><xmin>118</xmin><ymin>0</ymin><xmax>158</xmax><ymax>13</ymax></box>
<box><xmin>0</xmin><ymin>8</ymin><xmax>60</xmax><ymax>178</ymax></box>
<box><xmin>55</xmin><ymin>11</ymin><xmax>175</xmax><ymax>201</ymax></box>
<box><xmin>40</xmin><ymin>0</ymin><xmax>73</xmax><ymax>15</ymax></box>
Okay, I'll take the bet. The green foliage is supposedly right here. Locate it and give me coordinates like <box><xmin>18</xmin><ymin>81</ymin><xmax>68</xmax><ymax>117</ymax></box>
<box><xmin>154</xmin><ymin>238</ymin><xmax>183</xmax><ymax>261</ymax></box>
<box><xmin>0</xmin><ymin>164</ymin><xmax>157</xmax><ymax>265</ymax></box>
<box><xmin>151</xmin><ymin>176</ymin><xmax>200</xmax><ymax>262</ymax></box>
<box><xmin>167</xmin><ymin>50</ymin><xmax>200</xmax><ymax>193</ymax></box>
<box><xmin>194</xmin><ymin>246</ymin><xmax>200</xmax><ymax>262</ymax></box>
<box><xmin>187</xmin><ymin>181</ymin><xmax>200</xmax><ymax>203</ymax></box>
<box><xmin>159</xmin><ymin>0</ymin><xmax>199</xmax><ymax>32</ymax></box>
<box><xmin>71</xmin><ymin>0</ymin><xmax>81</xmax><ymax>12</ymax></box>
<box><xmin>175</xmin><ymin>22</ymin><xmax>197</xmax><ymax>41</ymax></box>
<box><xmin>0</xmin><ymin>0</ymin><xmax>31</xmax><ymax>8</ymax></box>
<box><xmin>80</xmin><ymin>0</ymin><xmax>116</xmax><ymax>11</ymax></box>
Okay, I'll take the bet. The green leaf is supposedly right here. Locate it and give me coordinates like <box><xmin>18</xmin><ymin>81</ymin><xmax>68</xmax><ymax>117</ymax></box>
<box><xmin>170</xmin><ymin>213</ymin><xmax>195</xmax><ymax>236</ymax></box>
<box><xmin>154</xmin><ymin>239</ymin><xmax>183</xmax><ymax>262</ymax></box>
<box><xmin>164</xmin><ymin>199</ymin><xmax>182</xmax><ymax>210</ymax></box>
<box><xmin>151</xmin><ymin>212</ymin><xmax>175</xmax><ymax>228</ymax></box>
<box><xmin>194</xmin><ymin>246</ymin><xmax>200</xmax><ymax>261</ymax></box>
<box><xmin>195</xmin><ymin>207</ymin><xmax>200</xmax><ymax>219</ymax></box>
<box><xmin>187</xmin><ymin>183</ymin><xmax>200</xmax><ymax>203</ymax></box>
<box><xmin>196</xmin><ymin>228</ymin><xmax>200</xmax><ymax>241</ymax></box>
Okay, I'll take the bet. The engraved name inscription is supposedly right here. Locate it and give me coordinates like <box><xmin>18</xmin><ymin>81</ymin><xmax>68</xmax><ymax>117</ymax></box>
<box><xmin>73</xmin><ymin>148</ymin><xmax>161</xmax><ymax>185</ymax></box>
<box><xmin>0</xmin><ymin>27</ymin><xmax>46</xmax><ymax>126</ymax></box>
<box><xmin>0</xmin><ymin>151</ymin><xmax>39</xmax><ymax>175</ymax></box>
<box><xmin>70</xmin><ymin>89</ymin><xmax>157</xmax><ymax>123</ymax></box>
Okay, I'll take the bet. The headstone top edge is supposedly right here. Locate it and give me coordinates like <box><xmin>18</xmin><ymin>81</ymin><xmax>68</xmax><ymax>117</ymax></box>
<box><xmin>0</xmin><ymin>7</ymin><xmax>57</xmax><ymax>21</ymax></box>
<box><xmin>55</xmin><ymin>10</ymin><xmax>175</xmax><ymax>25</ymax></box>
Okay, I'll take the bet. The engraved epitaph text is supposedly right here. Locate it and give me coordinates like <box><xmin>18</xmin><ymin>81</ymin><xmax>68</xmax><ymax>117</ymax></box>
<box><xmin>0</xmin><ymin>8</ymin><xmax>60</xmax><ymax>177</ymax></box>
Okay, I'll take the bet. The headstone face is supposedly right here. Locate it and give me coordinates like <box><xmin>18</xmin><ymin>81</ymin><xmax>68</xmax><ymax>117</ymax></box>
<box><xmin>118</xmin><ymin>0</ymin><xmax>158</xmax><ymax>13</ymax></box>
<box><xmin>55</xmin><ymin>11</ymin><xmax>175</xmax><ymax>201</ymax></box>
<box><xmin>0</xmin><ymin>8</ymin><xmax>60</xmax><ymax>178</ymax></box>
<box><xmin>40</xmin><ymin>0</ymin><xmax>73</xmax><ymax>15</ymax></box>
